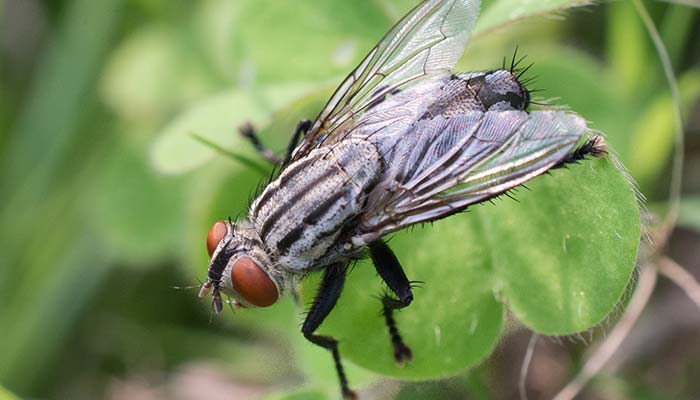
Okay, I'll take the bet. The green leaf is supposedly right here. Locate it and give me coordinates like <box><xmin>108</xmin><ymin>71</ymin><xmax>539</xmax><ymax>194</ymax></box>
<box><xmin>234</xmin><ymin>0</ymin><xmax>389</xmax><ymax>84</ymax></box>
<box><xmin>302</xmin><ymin>156</ymin><xmax>639</xmax><ymax>378</ymax></box>
<box><xmin>150</xmin><ymin>82</ymin><xmax>318</xmax><ymax>175</ymax></box>
<box><xmin>476</xmin><ymin>0</ymin><xmax>593</xmax><ymax>35</ymax></box>
<box><xmin>300</xmin><ymin>215</ymin><xmax>504</xmax><ymax>380</ymax></box>
<box><xmin>0</xmin><ymin>386</ymin><xmax>20</xmax><ymax>400</ymax></box>
<box><xmin>485</xmin><ymin>156</ymin><xmax>640</xmax><ymax>333</ymax></box>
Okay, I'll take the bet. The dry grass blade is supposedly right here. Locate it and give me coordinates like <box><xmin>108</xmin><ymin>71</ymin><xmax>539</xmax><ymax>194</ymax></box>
<box><xmin>658</xmin><ymin>256</ymin><xmax>700</xmax><ymax>309</ymax></box>
<box><xmin>518</xmin><ymin>333</ymin><xmax>538</xmax><ymax>400</ymax></box>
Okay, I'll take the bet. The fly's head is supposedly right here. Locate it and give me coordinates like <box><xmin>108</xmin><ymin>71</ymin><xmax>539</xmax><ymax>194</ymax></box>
<box><xmin>199</xmin><ymin>219</ymin><xmax>286</xmax><ymax>313</ymax></box>
<box><xmin>466</xmin><ymin>69</ymin><xmax>531</xmax><ymax>112</ymax></box>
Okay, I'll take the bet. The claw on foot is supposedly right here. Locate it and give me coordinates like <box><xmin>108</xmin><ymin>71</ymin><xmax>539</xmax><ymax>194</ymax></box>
<box><xmin>394</xmin><ymin>342</ymin><xmax>413</xmax><ymax>367</ymax></box>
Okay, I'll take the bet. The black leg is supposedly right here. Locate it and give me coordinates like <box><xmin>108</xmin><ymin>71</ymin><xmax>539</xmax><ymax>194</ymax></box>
<box><xmin>552</xmin><ymin>135</ymin><xmax>606</xmax><ymax>170</ymax></box>
<box><xmin>239</xmin><ymin>122</ymin><xmax>281</xmax><ymax>164</ymax></box>
<box><xmin>281</xmin><ymin>119</ymin><xmax>312</xmax><ymax>167</ymax></box>
<box><xmin>368</xmin><ymin>240</ymin><xmax>414</xmax><ymax>365</ymax></box>
<box><xmin>301</xmin><ymin>263</ymin><xmax>356</xmax><ymax>400</ymax></box>
<box><xmin>239</xmin><ymin>119</ymin><xmax>311</xmax><ymax>167</ymax></box>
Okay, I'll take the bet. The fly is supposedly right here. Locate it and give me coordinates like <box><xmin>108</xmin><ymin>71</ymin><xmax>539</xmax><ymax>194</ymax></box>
<box><xmin>199</xmin><ymin>0</ymin><xmax>606</xmax><ymax>398</ymax></box>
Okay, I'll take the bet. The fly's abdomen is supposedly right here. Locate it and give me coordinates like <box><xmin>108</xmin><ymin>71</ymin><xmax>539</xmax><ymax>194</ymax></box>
<box><xmin>251</xmin><ymin>139</ymin><xmax>381</xmax><ymax>270</ymax></box>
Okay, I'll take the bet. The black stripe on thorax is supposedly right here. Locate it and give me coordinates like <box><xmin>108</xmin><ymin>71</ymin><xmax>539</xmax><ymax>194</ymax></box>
<box><xmin>303</xmin><ymin>188</ymin><xmax>348</xmax><ymax>226</ymax></box>
<box><xmin>277</xmin><ymin>188</ymin><xmax>355</xmax><ymax>256</ymax></box>
<box><xmin>258</xmin><ymin>167</ymin><xmax>339</xmax><ymax>241</ymax></box>
<box><xmin>252</xmin><ymin>156</ymin><xmax>316</xmax><ymax>219</ymax></box>
<box><xmin>276</xmin><ymin>225</ymin><xmax>304</xmax><ymax>255</ymax></box>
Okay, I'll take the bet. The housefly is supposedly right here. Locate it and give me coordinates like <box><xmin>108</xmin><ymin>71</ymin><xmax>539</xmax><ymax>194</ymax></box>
<box><xmin>199</xmin><ymin>0</ymin><xmax>606</xmax><ymax>398</ymax></box>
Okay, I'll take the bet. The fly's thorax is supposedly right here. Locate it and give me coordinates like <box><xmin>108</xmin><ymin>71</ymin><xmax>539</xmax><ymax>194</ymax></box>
<box><xmin>250</xmin><ymin>139</ymin><xmax>382</xmax><ymax>271</ymax></box>
<box><xmin>419</xmin><ymin>71</ymin><xmax>530</xmax><ymax>120</ymax></box>
<box><xmin>462</xmin><ymin>70</ymin><xmax>530</xmax><ymax>111</ymax></box>
<box><xmin>202</xmin><ymin>219</ymin><xmax>295</xmax><ymax>309</ymax></box>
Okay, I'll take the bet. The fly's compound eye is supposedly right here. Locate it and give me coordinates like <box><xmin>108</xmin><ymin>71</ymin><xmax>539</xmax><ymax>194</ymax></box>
<box><xmin>231</xmin><ymin>257</ymin><xmax>278</xmax><ymax>307</ymax></box>
<box><xmin>206</xmin><ymin>220</ymin><xmax>228</xmax><ymax>257</ymax></box>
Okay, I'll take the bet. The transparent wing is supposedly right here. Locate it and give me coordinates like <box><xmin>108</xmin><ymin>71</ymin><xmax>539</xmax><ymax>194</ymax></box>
<box><xmin>291</xmin><ymin>0</ymin><xmax>480</xmax><ymax>162</ymax></box>
<box><xmin>356</xmin><ymin>110</ymin><xmax>588</xmax><ymax>242</ymax></box>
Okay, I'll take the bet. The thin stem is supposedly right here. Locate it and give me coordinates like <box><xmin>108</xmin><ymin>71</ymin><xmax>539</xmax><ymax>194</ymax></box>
<box><xmin>658</xmin><ymin>256</ymin><xmax>700</xmax><ymax>309</ymax></box>
<box><xmin>632</xmin><ymin>0</ymin><xmax>685</xmax><ymax>244</ymax></box>
<box><xmin>552</xmin><ymin>263</ymin><xmax>658</xmax><ymax>400</ymax></box>
<box><xmin>189</xmin><ymin>132</ymin><xmax>269</xmax><ymax>175</ymax></box>
<box><xmin>519</xmin><ymin>333</ymin><xmax>538</xmax><ymax>400</ymax></box>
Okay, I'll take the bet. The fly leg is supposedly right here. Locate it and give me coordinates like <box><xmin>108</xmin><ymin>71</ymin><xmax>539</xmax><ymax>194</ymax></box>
<box><xmin>301</xmin><ymin>262</ymin><xmax>356</xmax><ymax>399</ymax></box>
<box><xmin>239</xmin><ymin>119</ymin><xmax>311</xmax><ymax>166</ymax></box>
<box><xmin>552</xmin><ymin>135</ymin><xmax>606</xmax><ymax>169</ymax></box>
<box><xmin>368</xmin><ymin>240</ymin><xmax>414</xmax><ymax>365</ymax></box>
<box><xmin>239</xmin><ymin>122</ymin><xmax>280</xmax><ymax>164</ymax></box>
<box><xmin>281</xmin><ymin>119</ymin><xmax>312</xmax><ymax>167</ymax></box>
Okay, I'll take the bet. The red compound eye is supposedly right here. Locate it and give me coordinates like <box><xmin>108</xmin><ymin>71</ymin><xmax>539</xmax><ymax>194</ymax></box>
<box><xmin>206</xmin><ymin>221</ymin><xmax>228</xmax><ymax>257</ymax></box>
<box><xmin>231</xmin><ymin>257</ymin><xmax>278</xmax><ymax>307</ymax></box>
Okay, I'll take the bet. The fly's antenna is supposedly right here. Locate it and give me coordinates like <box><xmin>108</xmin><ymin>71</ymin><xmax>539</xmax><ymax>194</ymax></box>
<box><xmin>172</xmin><ymin>276</ymin><xmax>205</xmax><ymax>291</ymax></box>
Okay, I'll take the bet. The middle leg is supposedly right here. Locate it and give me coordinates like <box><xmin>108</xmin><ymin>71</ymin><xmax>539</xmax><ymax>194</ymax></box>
<box><xmin>301</xmin><ymin>262</ymin><xmax>356</xmax><ymax>399</ymax></box>
<box><xmin>368</xmin><ymin>240</ymin><xmax>415</xmax><ymax>365</ymax></box>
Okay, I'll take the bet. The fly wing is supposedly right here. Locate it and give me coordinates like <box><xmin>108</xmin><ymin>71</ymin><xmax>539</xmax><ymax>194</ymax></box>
<box><xmin>290</xmin><ymin>0</ymin><xmax>480</xmax><ymax>162</ymax></box>
<box><xmin>355</xmin><ymin>110</ymin><xmax>588</xmax><ymax>242</ymax></box>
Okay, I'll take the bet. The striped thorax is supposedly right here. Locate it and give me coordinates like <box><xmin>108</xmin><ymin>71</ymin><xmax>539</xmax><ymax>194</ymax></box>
<box><xmin>201</xmin><ymin>138</ymin><xmax>382</xmax><ymax>309</ymax></box>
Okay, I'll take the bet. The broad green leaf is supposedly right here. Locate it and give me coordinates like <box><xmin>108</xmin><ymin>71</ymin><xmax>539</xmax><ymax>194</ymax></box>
<box><xmin>151</xmin><ymin>82</ymin><xmax>318</xmax><ymax>175</ymax></box>
<box><xmin>485</xmin><ymin>156</ymin><xmax>640</xmax><ymax>333</ymax></box>
<box><xmin>476</xmin><ymin>0</ymin><xmax>593</xmax><ymax>35</ymax></box>
<box><xmin>234</xmin><ymin>0</ymin><xmax>389</xmax><ymax>84</ymax></box>
<box><xmin>302</xmin><ymin>156</ymin><xmax>639</xmax><ymax>378</ymax></box>
<box><xmin>301</xmin><ymin>223</ymin><xmax>504</xmax><ymax>380</ymax></box>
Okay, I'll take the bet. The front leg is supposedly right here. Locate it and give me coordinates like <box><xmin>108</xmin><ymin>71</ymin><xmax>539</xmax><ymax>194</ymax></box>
<box><xmin>301</xmin><ymin>262</ymin><xmax>356</xmax><ymax>400</ymax></box>
<box><xmin>368</xmin><ymin>240</ymin><xmax>414</xmax><ymax>365</ymax></box>
<box><xmin>239</xmin><ymin>119</ymin><xmax>311</xmax><ymax>166</ymax></box>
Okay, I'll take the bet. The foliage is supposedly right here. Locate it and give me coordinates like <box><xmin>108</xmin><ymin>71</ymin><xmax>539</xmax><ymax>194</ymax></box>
<box><xmin>0</xmin><ymin>0</ymin><xmax>697</xmax><ymax>399</ymax></box>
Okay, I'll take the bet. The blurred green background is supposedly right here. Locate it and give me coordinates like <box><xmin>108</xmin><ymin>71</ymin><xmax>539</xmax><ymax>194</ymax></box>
<box><xmin>0</xmin><ymin>0</ymin><xmax>699</xmax><ymax>399</ymax></box>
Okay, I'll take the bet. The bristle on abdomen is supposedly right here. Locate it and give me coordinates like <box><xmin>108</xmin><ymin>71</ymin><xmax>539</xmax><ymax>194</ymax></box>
<box><xmin>553</xmin><ymin>135</ymin><xmax>607</xmax><ymax>169</ymax></box>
